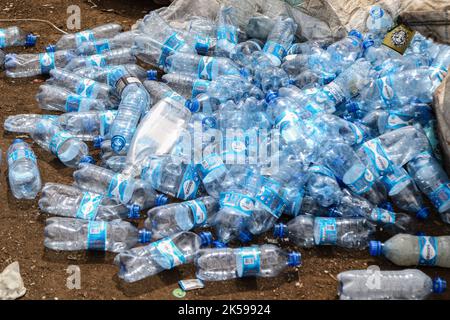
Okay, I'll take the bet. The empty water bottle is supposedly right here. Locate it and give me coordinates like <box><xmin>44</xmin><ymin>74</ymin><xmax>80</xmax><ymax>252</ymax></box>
<box><xmin>216</xmin><ymin>5</ymin><xmax>239</xmax><ymax>58</ymax></box>
<box><xmin>7</xmin><ymin>139</ymin><xmax>41</xmax><ymax>199</ymax></box>
<box><xmin>74</xmin><ymin>64</ymin><xmax>148</xmax><ymax>83</ymax></box>
<box><xmin>0</xmin><ymin>26</ymin><xmax>36</xmax><ymax>48</ymax></box>
<box><xmin>4</xmin><ymin>114</ymin><xmax>58</xmax><ymax>134</ymax></box>
<box><xmin>263</xmin><ymin>15</ymin><xmax>297</xmax><ymax>66</ymax></box>
<box><xmin>57</xmin><ymin>110</ymin><xmax>117</xmax><ymax>141</ymax></box>
<box><xmin>365</xmin><ymin>5</ymin><xmax>394</xmax><ymax>42</ymax></box>
<box><xmin>44</xmin><ymin>217</ymin><xmax>150</xmax><ymax>252</ymax></box>
<box><xmin>54</xmin><ymin>23</ymin><xmax>123</xmax><ymax>50</ymax></box>
<box><xmin>75</xmin><ymin>30</ymin><xmax>140</xmax><ymax>56</ymax></box>
<box><xmin>326</xmin><ymin>29</ymin><xmax>363</xmax><ymax>73</ymax></box>
<box><xmin>64</xmin><ymin>48</ymin><xmax>136</xmax><ymax>71</ymax></box>
<box><xmin>306</xmin><ymin>165</ymin><xmax>343</xmax><ymax>207</ymax></box>
<box><xmin>195</xmin><ymin>245</ymin><xmax>301</xmax><ymax>281</ymax></box>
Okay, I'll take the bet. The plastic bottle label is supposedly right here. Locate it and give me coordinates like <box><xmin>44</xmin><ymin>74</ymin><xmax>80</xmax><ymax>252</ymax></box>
<box><xmin>198</xmin><ymin>57</ymin><xmax>216</xmax><ymax>80</ymax></box>
<box><xmin>107</xmin><ymin>174</ymin><xmax>131</xmax><ymax>203</ymax></box>
<box><xmin>381</xmin><ymin>169</ymin><xmax>411</xmax><ymax>192</ymax></box>
<box><xmin>320</xmin><ymin>82</ymin><xmax>344</xmax><ymax>105</ymax></box>
<box><xmin>263</xmin><ymin>41</ymin><xmax>287</xmax><ymax>62</ymax></box>
<box><xmin>418</xmin><ymin>236</ymin><xmax>438</xmax><ymax>266</ymax></box>
<box><xmin>254</xmin><ymin>186</ymin><xmax>287</xmax><ymax>219</ymax></box>
<box><xmin>158</xmin><ymin>32</ymin><xmax>186</xmax><ymax>67</ymax></box>
<box><xmin>361</xmin><ymin>138</ymin><xmax>394</xmax><ymax>176</ymax></box>
<box><xmin>217</xmin><ymin>25</ymin><xmax>238</xmax><ymax>46</ymax></box>
<box><xmin>310</xmin><ymin>165</ymin><xmax>335</xmax><ymax>178</ymax></box>
<box><xmin>370</xmin><ymin>208</ymin><xmax>396</xmax><ymax>224</ymax></box>
<box><xmin>385</xmin><ymin>112</ymin><xmax>410</xmax><ymax>130</ymax></box>
<box><xmin>99</xmin><ymin>110</ymin><xmax>117</xmax><ymax>136</ymax></box>
<box><xmin>48</xmin><ymin>131</ymin><xmax>73</xmax><ymax>156</ymax></box>
<box><xmin>191</xmin><ymin>79</ymin><xmax>210</xmax><ymax>98</ymax></box>
<box><xmin>315</xmin><ymin>217</ymin><xmax>337</xmax><ymax>245</ymax></box>
<box><xmin>184</xmin><ymin>199</ymin><xmax>208</xmax><ymax>226</ymax></box>
<box><xmin>94</xmin><ymin>39</ymin><xmax>111</xmax><ymax>54</ymax></box>
<box><xmin>429</xmin><ymin>183</ymin><xmax>450</xmax><ymax>211</ymax></box>
<box><xmin>0</xmin><ymin>29</ymin><xmax>5</xmax><ymax>48</ymax></box>
<box><xmin>86</xmin><ymin>54</ymin><xmax>107</xmax><ymax>68</ymax></box>
<box><xmin>199</xmin><ymin>153</ymin><xmax>226</xmax><ymax>177</ymax></box>
<box><xmin>39</xmin><ymin>52</ymin><xmax>55</xmax><ymax>74</ymax></box>
<box><xmin>222</xmin><ymin>135</ymin><xmax>248</xmax><ymax>161</ymax></box>
<box><xmin>348</xmin><ymin>123</ymin><xmax>366</xmax><ymax>145</ymax></box>
<box><xmin>236</xmin><ymin>247</ymin><xmax>261</xmax><ymax>278</ymax></box>
<box><xmin>430</xmin><ymin>64</ymin><xmax>448</xmax><ymax>88</ymax></box>
<box><xmin>76</xmin><ymin>79</ymin><xmax>98</xmax><ymax>98</ymax></box>
<box><xmin>376</xmin><ymin>75</ymin><xmax>399</xmax><ymax>108</ymax></box>
<box><xmin>346</xmin><ymin>167</ymin><xmax>375</xmax><ymax>195</ymax></box>
<box><xmin>177</xmin><ymin>164</ymin><xmax>201</xmax><ymax>200</ymax></box>
<box><xmin>65</xmin><ymin>95</ymin><xmax>82</xmax><ymax>112</ymax></box>
<box><xmin>152</xmin><ymin>238</ymin><xmax>186</xmax><ymax>269</ymax></box>
<box><xmin>7</xmin><ymin>149</ymin><xmax>37</xmax><ymax>166</ymax></box>
<box><xmin>219</xmin><ymin>192</ymin><xmax>255</xmax><ymax>216</ymax></box>
<box><xmin>87</xmin><ymin>221</ymin><xmax>107</xmax><ymax>251</ymax></box>
<box><xmin>75</xmin><ymin>30</ymin><xmax>95</xmax><ymax>47</ymax></box>
<box><xmin>76</xmin><ymin>192</ymin><xmax>103</xmax><ymax>220</ymax></box>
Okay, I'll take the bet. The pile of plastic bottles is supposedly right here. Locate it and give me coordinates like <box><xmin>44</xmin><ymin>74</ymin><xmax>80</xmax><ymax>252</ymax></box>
<box><xmin>2</xmin><ymin>4</ymin><xmax>450</xmax><ymax>300</ymax></box>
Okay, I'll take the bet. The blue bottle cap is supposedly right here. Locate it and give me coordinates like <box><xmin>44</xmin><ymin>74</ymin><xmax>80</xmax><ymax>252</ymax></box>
<box><xmin>111</xmin><ymin>135</ymin><xmax>126</xmax><ymax>153</ymax></box>
<box><xmin>185</xmin><ymin>99</ymin><xmax>199</xmax><ymax>113</ymax></box>
<box><xmin>379</xmin><ymin>201</ymin><xmax>394</xmax><ymax>212</ymax></box>
<box><xmin>240</xmin><ymin>68</ymin><xmax>250</xmax><ymax>78</ymax></box>
<box><xmin>416</xmin><ymin>231</ymin><xmax>426</xmax><ymax>237</ymax></box>
<box><xmin>127</xmin><ymin>204</ymin><xmax>141</xmax><ymax>219</ymax></box>
<box><xmin>25</xmin><ymin>34</ymin><xmax>37</xmax><ymax>47</ymax></box>
<box><xmin>362</xmin><ymin>39</ymin><xmax>375</xmax><ymax>50</ymax></box>
<box><xmin>273</xmin><ymin>223</ymin><xmax>287</xmax><ymax>238</ymax></box>
<box><xmin>138</xmin><ymin>229</ymin><xmax>152</xmax><ymax>243</ymax></box>
<box><xmin>349</xmin><ymin>29</ymin><xmax>363</xmax><ymax>40</ymax></box>
<box><xmin>265</xmin><ymin>91</ymin><xmax>278</xmax><ymax>103</ymax></box>
<box><xmin>12</xmin><ymin>138</ymin><xmax>24</xmax><ymax>144</ymax></box>
<box><xmin>213</xmin><ymin>241</ymin><xmax>227</xmax><ymax>248</ymax></box>
<box><xmin>288</xmin><ymin>252</ymin><xmax>301</xmax><ymax>267</ymax></box>
<box><xmin>195</xmin><ymin>42</ymin><xmax>210</xmax><ymax>55</ymax></box>
<box><xmin>155</xmin><ymin>194</ymin><xmax>169</xmax><ymax>206</ymax></box>
<box><xmin>369</xmin><ymin>240</ymin><xmax>382</xmax><ymax>256</ymax></box>
<box><xmin>45</xmin><ymin>45</ymin><xmax>56</xmax><ymax>52</ymax></box>
<box><xmin>238</xmin><ymin>230</ymin><xmax>252</xmax><ymax>243</ymax></box>
<box><xmin>199</xmin><ymin>231</ymin><xmax>213</xmax><ymax>247</ymax></box>
<box><xmin>416</xmin><ymin>207</ymin><xmax>430</xmax><ymax>220</ymax></box>
<box><xmin>433</xmin><ymin>277</ymin><xmax>447</xmax><ymax>294</ymax></box>
<box><xmin>93</xmin><ymin>136</ymin><xmax>104</xmax><ymax>149</ymax></box>
<box><xmin>147</xmin><ymin>69</ymin><xmax>158</xmax><ymax>81</ymax></box>
<box><xmin>370</xmin><ymin>5</ymin><xmax>384</xmax><ymax>19</ymax></box>
<box><xmin>79</xmin><ymin>155</ymin><xmax>95</xmax><ymax>164</ymax></box>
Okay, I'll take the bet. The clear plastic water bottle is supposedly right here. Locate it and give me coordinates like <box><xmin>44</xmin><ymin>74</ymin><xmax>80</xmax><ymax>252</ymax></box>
<box><xmin>44</xmin><ymin>217</ymin><xmax>150</xmax><ymax>252</ymax></box>
<box><xmin>64</xmin><ymin>48</ymin><xmax>136</xmax><ymax>71</ymax></box>
<box><xmin>114</xmin><ymin>231</ymin><xmax>213</xmax><ymax>283</ymax></box>
<box><xmin>258</xmin><ymin>66</ymin><xmax>290</xmax><ymax>94</ymax></box>
<box><xmin>215</xmin><ymin>5</ymin><xmax>239</xmax><ymax>58</ymax></box>
<box><xmin>30</xmin><ymin>118</ymin><xmax>93</xmax><ymax>168</ymax></box>
<box><xmin>306</xmin><ymin>165</ymin><xmax>343</xmax><ymax>208</ymax></box>
<box><xmin>232</xmin><ymin>39</ymin><xmax>263</xmax><ymax>67</ymax></box>
<box><xmin>74</xmin><ymin>64</ymin><xmax>148</xmax><ymax>83</ymax></box>
<box><xmin>326</xmin><ymin>29</ymin><xmax>363</xmax><ymax>73</ymax></box>
<box><xmin>0</xmin><ymin>26</ymin><xmax>36</xmax><ymax>48</ymax></box>
<box><xmin>39</xmin><ymin>183</ymin><xmax>134</xmax><ymax>220</ymax></box>
<box><xmin>36</xmin><ymin>84</ymin><xmax>107</xmax><ymax>112</ymax></box>
<box><xmin>363</xmin><ymin>38</ymin><xmax>399</xmax><ymax>69</ymax></box>
<box><xmin>75</xmin><ymin>30</ymin><xmax>141</xmax><ymax>56</ymax></box>
<box><xmin>103</xmin><ymin>155</ymin><xmax>127</xmax><ymax>172</ymax></box>
<box><xmin>55</xmin><ymin>23</ymin><xmax>123</xmax><ymax>50</ymax></box>
<box><xmin>57</xmin><ymin>110</ymin><xmax>117</xmax><ymax>141</ymax></box>
<box><xmin>4</xmin><ymin>114</ymin><xmax>58</xmax><ymax>134</ymax></box>
<box><xmin>263</xmin><ymin>15</ymin><xmax>297</xmax><ymax>66</ymax></box>
<box><xmin>5</xmin><ymin>50</ymin><xmax>76</xmax><ymax>78</ymax></box>
<box><xmin>195</xmin><ymin>245</ymin><xmax>301</xmax><ymax>281</ymax></box>
<box><xmin>337</xmin><ymin>268</ymin><xmax>446</xmax><ymax>300</ymax></box>
<box><xmin>144</xmin><ymin>196</ymin><xmax>219</xmax><ymax>239</ymax></box>
<box><xmin>7</xmin><ymin>139</ymin><xmax>42</xmax><ymax>199</ymax></box>
<box><xmin>143</xmin><ymin>77</ymin><xmax>186</xmax><ymax>105</ymax></box>
<box><xmin>162</xmin><ymin>72</ymin><xmax>210</xmax><ymax>99</ymax></box>
<box><xmin>274</xmin><ymin>215</ymin><xmax>376</xmax><ymax>249</ymax></box>
<box><xmin>365</xmin><ymin>5</ymin><xmax>394</xmax><ymax>41</ymax></box>
<box><xmin>407</xmin><ymin>151</ymin><xmax>450</xmax><ymax>222</ymax></box>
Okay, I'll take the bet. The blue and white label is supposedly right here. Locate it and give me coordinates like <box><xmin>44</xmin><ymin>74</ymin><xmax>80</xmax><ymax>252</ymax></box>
<box><xmin>49</xmin><ymin>131</ymin><xmax>73</xmax><ymax>156</ymax></box>
<box><xmin>0</xmin><ymin>29</ymin><xmax>5</xmax><ymax>48</ymax></box>
<box><xmin>315</xmin><ymin>217</ymin><xmax>337</xmax><ymax>245</ymax></box>
<box><xmin>76</xmin><ymin>78</ymin><xmax>98</xmax><ymax>98</ymax></box>
<box><xmin>199</xmin><ymin>153</ymin><xmax>226</xmax><ymax>177</ymax></box>
<box><xmin>430</xmin><ymin>64</ymin><xmax>448</xmax><ymax>89</ymax></box>
<box><xmin>39</xmin><ymin>52</ymin><xmax>55</xmax><ymax>74</ymax></box>
<box><xmin>76</xmin><ymin>192</ymin><xmax>103</xmax><ymax>220</ymax></box>
<box><xmin>263</xmin><ymin>41</ymin><xmax>287</xmax><ymax>62</ymax></box>
<box><xmin>418</xmin><ymin>236</ymin><xmax>438</xmax><ymax>266</ymax></box>
<box><xmin>220</xmin><ymin>192</ymin><xmax>255</xmax><ymax>216</ymax></box>
<box><xmin>346</xmin><ymin>167</ymin><xmax>375</xmax><ymax>195</ymax></box>
<box><xmin>376</xmin><ymin>75</ymin><xmax>399</xmax><ymax>108</ymax></box>
<box><xmin>158</xmin><ymin>32</ymin><xmax>186</xmax><ymax>67</ymax></box>
<box><xmin>191</xmin><ymin>79</ymin><xmax>210</xmax><ymax>98</ymax></box>
<box><xmin>184</xmin><ymin>200</ymin><xmax>208</xmax><ymax>226</ymax></box>
<box><xmin>94</xmin><ymin>39</ymin><xmax>111</xmax><ymax>54</ymax></box>
<box><xmin>362</xmin><ymin>138</ymin><xmax>394</xmax><ymax>176</ymax></box>
<box><xmin>236</xmin><ymin>247</ymin><xmax>260</xmax><ymax>278</ymax></box>
<box><xmin>177</xmin><ymin>164</ymin><xmax>201</xmax><ymax>200</ymax></box>
<box><xmin>222</xmin><ymin>135</ymin><xmax>248</xmax><ymax>161</ymax></box>
<box><xmin>217</xmin><ymin>25</ymin><xmax>238</xmax><ymax>46</ymax></box>
<box><xmin>75</xmin><ymin>30</ymin><xmax>95</xmax><ymax>47</ymax></box>
<box><xmin>370</xmin><ymin>208</ymin><xmax>396</xmax><ymax>224</ymax></box>
<box><xmin>385</xmin><ymin>112</ymin><xmax>410</xmax><ymax>130</ymax></box>
<box><xmin>254</xmin><ymin>186</ymin><xmax>287</xmax><ymax>219</ymax></box>
<box><xmin>107</xmin><ymin>173</ymin><xmax>130</xmax><ymax>203</ymax></box>
<box><xmin>65</xmin><ymin>95</ymin><xmax>82</xmax><ymax>112</ymax></box>
<box><xmin>381</xmin><ymin>169</ymin><xmax>411</xmax><ymax>192</ymax></box>
<box><xmin>348</xmin><ymin>123</ymin><xmax>366</xmax><ymax>145</ymax></box>
<box><xmin>86</xmin><ymin>54</ymin><xmax>107</xmax><ymax>68</ymax></box>
<box><xmin>429</xmin><ymin>183</ymin><xmax>450</xmax><ymax>212</ymax></box>
<box><xmin>198</xmin><ymin>56</ymin><xmax>217</xmax><ymax>80</ymax></box>
<box><xmin>87</xmin><ymin>221</ymin><xmax>107</xmax><ymax>251</ymax></box>
<box><xmin>152</xmin><ymin>238</ymin><xmax>186</xmax><ymax>269</ymax></box>
<box><xmin>99</xmin><ymin>110</ymin><xmax>117</xmax><ymax>136</ymax></box>
<box><xmin>7</xmin><ymin>149</ymin><xmax>37</xmax><ymax>166</ymax></box>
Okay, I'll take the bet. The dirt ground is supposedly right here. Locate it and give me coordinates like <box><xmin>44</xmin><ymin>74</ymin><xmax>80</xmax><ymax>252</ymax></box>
<box><xmin>0</xmin><ymin>0</ymin><xmax>450</xmax><ymax>300</ymax></box>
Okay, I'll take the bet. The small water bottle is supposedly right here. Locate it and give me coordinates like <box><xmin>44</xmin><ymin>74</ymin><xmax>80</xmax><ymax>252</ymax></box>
<box><xmin>55</xmin><ymin>23</ymin><xmax>123</xmax><ymax>50</ymax></box>
<box><xmin>4</xmin><ymin>113</ymin><xmax>58</xmax><ymax>134</ymax></box>
<box><xmin>74</xmin><ymin>64</ymin><xmax>148</xmax><ymax>84</ymax></box>
<box><xmin>57</xmin><ymin>110</ymin><xmax>117</xmax><ymax>141</ymax></box>
<box><xmin>7</xmin><ymin>139</ymin><xmax>42</xmax><ymax>199</ymax></box>
<box><xmin>215</xmin><ymin>5</ymin><xmax>239</xmax><ymax>58</ymax></box>
<box><xmin>44</xmin><ymin>217</ymin><xmax>150</xmax><ymax>252</ymax></box>
<box><xmin>115</xmin><ymin>231</ymin><xmax>213</xmax><ymax>283</ymax></box>
<box><xmin>263</xmin><ymin>15</ymin><xmax>297</xmax><ymax>66</ymax></box>
<box><xmin>366</xmin><ymin>5</ymin><xmax>394</xmax><ymax>40</ymax></box>
<box><xmin>64</xmin><ymin>48</ymin><xmax>136</xmax><ymax>71</ymax></box>
<box><xmin>161</xmin><ymin>72</ymin><xmax>210</xmax><ymax>99</ymax></box>
<box><xmin>75</xmin><ymin>30</ymin><xmax>140</xmax><ymax>56</ymax></box>
<box><xmin>326</xmin><ymin>29</ymin><xmax>364</xmax><ymax>73</ymax></box>
<box><xmin>195</xmin><ymin>245</ymin><xmax>301</xmax><ymax>281</ymax></box>
<box><xmin>0</xmin><ymin>26</ymin><xmax>36</xmax><ymax>48</ymax></box>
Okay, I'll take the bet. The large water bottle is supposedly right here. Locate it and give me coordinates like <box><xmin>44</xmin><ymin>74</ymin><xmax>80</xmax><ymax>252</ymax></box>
<box><xmin>114</xmin><ymin>231</ymin><xmax>213</xmax><ymax>283</ymax></box>
<box><xmin>365</xmin><ymin>5</ymin><xmax>394</xmax><ymax>41</ymax></box>
<box><xmin>30</xmin><ymin>118</ymin><xmax>93</xmax><ymax>167</ymax></box>
<box><xmin>75</xmin><ymin>30</ymin><xmax>141</xmax><ymax>55</ymax></box>
<box><xmin>370</xmin><ymin>234</ymin><xmax>450</xmax><ymax>268</ymax></box>
<box><xmin>4</xmin><ymin>114</ymin><xmax>58</xmax><ymax>134</ymax></box>
<box><xmin>57</xmin><ymin>110</ymin><xmax>117</xmax><ymax>141</ymax></box>
<box><xmin>274</xmin><ymin>215</ymin><xmax>376</xmax><ymax>249</ymax></box>
<box><xmin>338</xmin><ymin>268</ymin><xmax>446</xmax><ymax>300</ymax></box>
<box><xmin>144</xmin><ymin>196</ymin><xmax>219</xmax><ymax>239</ymax></box>
<box><xmin>5</xmin><ymin>50</ymin><xmax>76</xmax><ymax>78</ymax></box>
<box><xmin>36</xmin><ymin>84</ymin><xmax>107</xmax><ymax>112</ymax></box>
<box><xmin>7</xmin><ymin>139</ymin><xmax>42</xmax><ymax>199</ymax></box>
<box><xmin>407</xmin><ymin>151</ymin><xmax>450</xmax><ymax>222</ymax></box>
<box><xmin>44</xmin><ymin>217</ymin><xmax>150</xmax><ymax>252</ymax></box>
<box><xmin>263</xmin><ymin>15</ymin><xmax>297</xmax><ymax>66</ymax></box>
<box><xmin>39</xmin><ymin>183</ymin><xmax>134</xmax><ymax>220</ymax></box>
<box><xmin>64</xmin><ymin>48</ymin><xmax>136</xmax><ymax>71</ymax></box>
<box><xmin>0</xmin><ymin>26</ymin><xmax>36</xmax><ymax>48</ymax></box>
<box><xmin>54</xmin><ymin>23</ymin><xmax>123</xmax><ymax>50</ymax></box>
<box><xmin>215</xmin><ymin>5</ymin><xmax>239</xmax><ymax>58</ymax></box>
<box><xmin>195</xmin><ymin>245</ymin><xmax>301</xmax><ymax>281</ymax></box>
<box><xmin>74</xmin><ymin>64</ymin><xmax>148</xmax><ymax>83</ymax></box>
<box><xmin>326</xmin><ymin>30</ymin><xmax>364</xmax><ymax>72</ymax></box>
